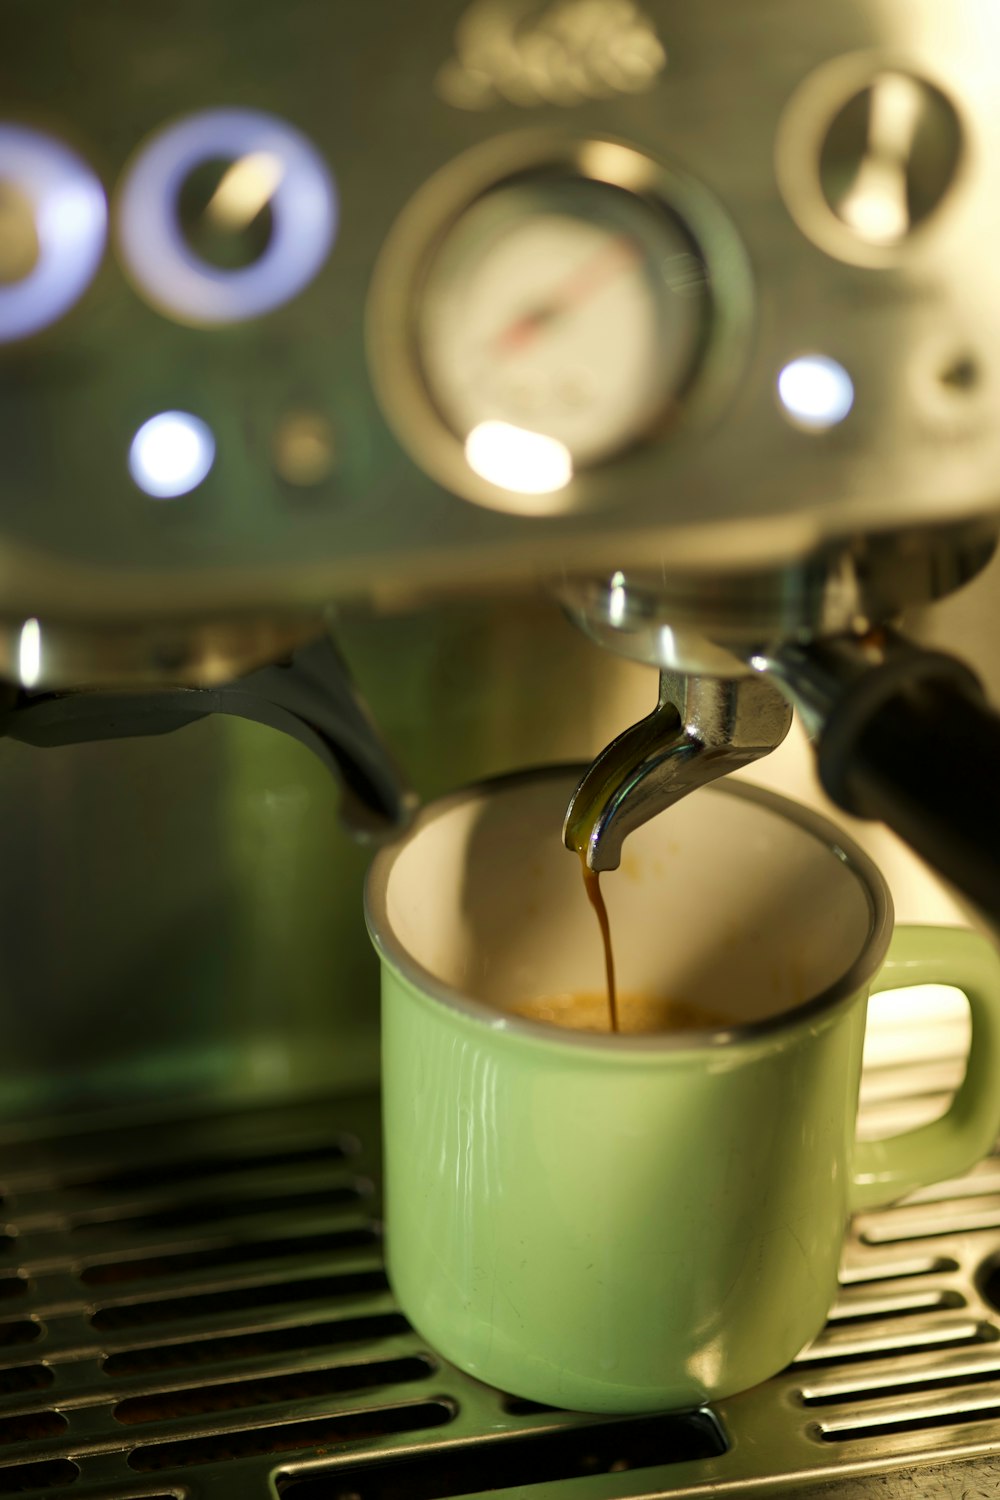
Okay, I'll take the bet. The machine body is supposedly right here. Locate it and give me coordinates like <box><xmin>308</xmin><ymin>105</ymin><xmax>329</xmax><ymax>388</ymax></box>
<box><xmin>3</xmin><ymin>0</ymin><xmax>1000</xmax><ymax>908</ymax></box>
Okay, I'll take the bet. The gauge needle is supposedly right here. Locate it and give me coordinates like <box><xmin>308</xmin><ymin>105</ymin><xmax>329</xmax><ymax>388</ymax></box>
<box><xmin>491</xmin><ymin>233</ymin><xmax>642</xmax><ymax>357</ymax></box>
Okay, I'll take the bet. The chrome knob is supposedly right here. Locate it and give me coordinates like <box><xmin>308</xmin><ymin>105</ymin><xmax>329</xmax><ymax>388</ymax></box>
<box><xmin>819</xmin><ymin>71</ymin><xmax>963</xmax><ymax>246</ymax></box>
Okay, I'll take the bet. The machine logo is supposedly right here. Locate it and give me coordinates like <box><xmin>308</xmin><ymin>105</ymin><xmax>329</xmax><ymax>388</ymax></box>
<box><xmin>436</xmin><ymin>0</ymin><xmax>666</xmax><ymax>110</ymax></box>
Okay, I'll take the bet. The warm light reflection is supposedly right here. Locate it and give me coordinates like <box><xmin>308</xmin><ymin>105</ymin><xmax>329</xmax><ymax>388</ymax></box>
<box><xmin>206</xmin><ymin>151</ymin><xmax>284</xmax><ymax>231</ymax></box>
<box><xmin>839</xmin><ymin>73</ymin><xmax>922</xmax><ymax>245</ymax></box>
<box><xmin>272</xmin><ymin>410</ymin><xmax>335</xmax><ymax>486</ymax></box>
<box><xmin>608</xmin><ymin>569</ymin><xmax>627</xmax><ymax>626</ymax></box>
<box><xmin>129</xmin><ymin>411</ymin><xmax>216</xmax><ymax>499</ymax></box>
<box><xmin>777</xmin><ymin>356</ymin><xmax>854</xmax><ymax>430</ymax></box>
<box><xmin>18</xmin><ymin>618</ymin><xmax>41</xmax><ymax>689</ymax></box>
<box><xmin>464</xmin><ymin>420</ymin><xmax>573</xmax><ymax>494</ymax></box>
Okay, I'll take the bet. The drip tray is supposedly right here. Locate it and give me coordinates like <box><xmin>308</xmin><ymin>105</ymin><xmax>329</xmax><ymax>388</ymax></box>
<box><xmin>0</xmin><ymin>993</ymin><xmax>998</xmax><ymax>1498</ymax></box>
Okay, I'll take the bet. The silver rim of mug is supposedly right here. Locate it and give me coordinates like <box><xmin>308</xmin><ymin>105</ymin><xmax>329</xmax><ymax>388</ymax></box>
<box><xmin>364</xmin><ymin>765</ymin><xmax>895</xmax><ymax>1052</ymax></box>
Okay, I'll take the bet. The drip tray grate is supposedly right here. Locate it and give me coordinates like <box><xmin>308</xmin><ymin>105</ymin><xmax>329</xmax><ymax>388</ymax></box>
<box><xmin>0</xmin><ymin>1003</ymin><xmax>997</xmax><ymax>1498</ymax></box>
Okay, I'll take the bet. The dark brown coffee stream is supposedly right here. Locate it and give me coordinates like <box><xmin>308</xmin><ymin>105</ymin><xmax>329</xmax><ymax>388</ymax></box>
<box><xmin>580</xmin><ymin>856</ymin><xmax>618</xmax><ymax>1033</ymax></box>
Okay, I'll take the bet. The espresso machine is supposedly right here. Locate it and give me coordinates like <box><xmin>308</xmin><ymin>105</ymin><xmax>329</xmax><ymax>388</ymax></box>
<box><xmin>2</xmin><ymin>1</ymin><xmax>1000</xmax><ymax>1495</ymax></box>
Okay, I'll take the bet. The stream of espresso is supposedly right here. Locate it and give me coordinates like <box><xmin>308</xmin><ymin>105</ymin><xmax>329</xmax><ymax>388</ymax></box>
<box><xmin>579</xmin><ymin>855</ymin><xmax>618</xmax><ymax>1032</ymax></box>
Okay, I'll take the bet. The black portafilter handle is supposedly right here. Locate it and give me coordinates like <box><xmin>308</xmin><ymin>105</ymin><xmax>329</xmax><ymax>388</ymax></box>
<box><xmin>767</xmin><ymin>634</ymin><xmax>1000</xmax><ymax>920</ymax></box>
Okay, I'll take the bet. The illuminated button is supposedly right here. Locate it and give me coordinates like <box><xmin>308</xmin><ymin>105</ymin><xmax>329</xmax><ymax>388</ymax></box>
<box><xmin>129</xmin><ymin>411</ymin><xmax>216</xmax><ymax>498</ymax></box>
<box><xmin>0</xmin><ymin>125</ymin><xmax>107</xmax><ymax>343</ymax></box>
<box><xmin>777</xmin><ymin>356</ymin><xmax>854</xmax><ymax>430</ymax></box>
<box><xmin>116</xmin><ymin>108</ymin><xmax>337</xmax><ymax>325</ymax></box>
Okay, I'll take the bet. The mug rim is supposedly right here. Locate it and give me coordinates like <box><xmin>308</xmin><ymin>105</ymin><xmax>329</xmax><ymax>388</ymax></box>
<box><xmin>364</xmin><ymin>764</ymin><xmax>895</xmax><ymax>1053</ymax></box>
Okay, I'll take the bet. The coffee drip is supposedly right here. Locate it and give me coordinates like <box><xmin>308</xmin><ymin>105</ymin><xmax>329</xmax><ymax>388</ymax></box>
<box><xmin>561</xmin><ymin>809</ymin><xmax>739</xmax><ymax>1036</ymax></box>
<box><xmin>564</xmin><ymin>770</ymin><xmax>623</xmax><ymax>1033</ymax></box>
<box><xmin>579</xmin><ymin>856</ymin><xmax>619</xmax><ymax>1032</ymax></box>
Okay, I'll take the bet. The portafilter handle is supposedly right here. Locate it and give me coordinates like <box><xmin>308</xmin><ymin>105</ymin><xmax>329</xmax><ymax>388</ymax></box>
<box><xmin>0</xmin><ymin>631</ymin><xmax>418</xmax><ymax>843</ymax></box>
<box><xmin>760</xmin><ymin>631</ymin><xmax>1000</xmax><ymax>920</ymax></box>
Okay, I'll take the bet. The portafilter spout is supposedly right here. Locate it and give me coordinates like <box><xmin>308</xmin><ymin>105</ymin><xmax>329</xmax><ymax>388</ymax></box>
<box><xmin>564</xmin><ymin>671</ymin><xmax>793</xmax><ymax>871</ymax></box>
<box><xmin>557</xmin><ymin>530</ymin><xmax>1000</xmax><ymax>917</ymax></box>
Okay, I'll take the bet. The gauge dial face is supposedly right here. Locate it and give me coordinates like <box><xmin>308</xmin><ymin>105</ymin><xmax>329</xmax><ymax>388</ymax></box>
<box><xmin>416</xmin><ymin>178</ymin><xmax>711</xmax><ymax>482</ymax></box>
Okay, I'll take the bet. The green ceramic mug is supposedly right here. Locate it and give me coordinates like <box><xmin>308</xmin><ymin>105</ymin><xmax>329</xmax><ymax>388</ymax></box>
<box><xmin>365</xmin><ymin>768</ymin><xmax>1000</xmax><ymax>1413</ymax></box>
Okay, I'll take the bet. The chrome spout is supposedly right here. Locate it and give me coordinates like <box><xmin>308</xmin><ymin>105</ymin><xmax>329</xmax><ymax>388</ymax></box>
<box><xmin>564</xmin><ymin>671</ymin><xmax>793</xmax><ymax>871</ymax></box>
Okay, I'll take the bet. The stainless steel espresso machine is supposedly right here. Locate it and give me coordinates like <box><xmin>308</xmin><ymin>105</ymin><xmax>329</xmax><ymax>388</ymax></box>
<box><xmin>3</xmin><ymin>2</ymin><xmax>1000</xmax><ymax>1496</ymax></box>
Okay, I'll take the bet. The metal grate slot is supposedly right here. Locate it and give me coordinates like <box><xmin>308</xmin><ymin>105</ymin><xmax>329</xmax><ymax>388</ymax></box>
<box><xmin>793</xmin><ymin>1315</ymin><xmax>994</xmax><ymax>1366</ymax></box>
<box><xmin>58</xmin><ymin>1140</ymin><xmax>356</xmax><ymax>1194</ymax></box>
<box><xmin>81</xmin><ymin>1226</ymin><xmax>380</xmax><ymax>1285</ymax></box>
<box><xmin>0</xmin><ymin>1096</ymin><xmax>352</xmax><ymax>1155</ymax></box>
<box><xmin>127</xmin><ymin>1399</ymin><xmax>456</xmax><ymax>1471</ymax></box>
<box><xmin>0</xmin><ymin>1285</ymin><xmax>26</xmax><ymax>1306</ymax></box>
<box><xmin>0</xmin><ymin>1246</ymin><xmax>14</xmax><ymax>1260</ymax></box>
<box><xmin>826</xmin><ymin>1288</ymin><xmax>964</xmax><ymax>1323</ymax></box>
<box><xmin>816</xmin><ymin>1383</ymin><xmax>1000</xmax><ymax>1442</ymax></box>
<box><xmin>0</xmin><ymin>1412</ymin><xmax>64</xmax><ymax>1445</ymax></box>
<box><xmin>0</xmin><ymin>1368</ymin><xmax>51</xmax><ymax>1398</ymax></box>
<box><xmin>92</xmin><ymin>1269</ymin><xmax>390</xmax><ymax>1331</ymax></box>
<box><xmin>0</xmin><ymin>1458</ymin><xmax>77</xmax><ymax>1492</ymax></box>
<box><xmin>114</xmin><ymin>1355</ymin><xmax>436</xmax><ymax>1423</ymax></box>
<box><xmin>976</xmin><ymin>1255</ymin><xmax>1000</xmax><ymax>1316</ymax></box>
<box><xmin>800</xmin><ymin>1347</ymin><xmax>1000</xmax><ymax>1405</ymax></box>
<box><xmin>277</xmin><ymin>1410</ymin><xmax>727</xmax><ymax>1500</ymax></box>
<box><xmin>838</xmin><ymin>1255</ymin><xmax>958</xmax><ymax>1285</ymax></box>
<box><xmin>0</xmin><ymin>1327</ymin><xmax>38</xmax><ymax>1352</ymax></box>
<box><xmin>102</xmin><ymin>1312</ymin><xmax>412</xmax><ymax>1377</ymax></box>
<box><xmin>860</xmin><ymin>1198</ymin><xmax>1000</xmax><ymax>1244</ymax></box>
<box><xmin>70</xmin><ymin>1183</ymin><xmax>370</xmax><ymax>1236</ymax></box>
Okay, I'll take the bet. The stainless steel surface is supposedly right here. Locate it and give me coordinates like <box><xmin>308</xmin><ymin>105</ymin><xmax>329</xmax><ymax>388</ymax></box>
<box><xmin>555</xmin><ymin>528</ymin><xmax>996</xmax><ymax>675</ymax></box>
<box><xmin>0</xmin><ymin>989</ymin><xmax>997</xmax><ymax>1497</ymax></box>
<box><xmin>3</xmin><ymin>6</ymin><xmax>1000</xmax><ymax>1498</ymax></box>
<box><xmin>563</xmin><ymin>671</ymin><xmax>792</xmax><ymax>871</ymax></box>
<box><xmin>0</xmin><ymin>613</ymin><xmax>327</xmax><ymax>691</ymax></box>
<box><xmin>6</xmin><ymin>1</ymin><xmax>1000</xmax><ymax>670</ymax></box>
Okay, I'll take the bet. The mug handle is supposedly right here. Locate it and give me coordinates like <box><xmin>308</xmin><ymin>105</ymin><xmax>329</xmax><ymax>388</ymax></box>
<box><xmin>850</xmin><ymin>926</ymin><xmax>1000</xmax><ymax>1213</ymax></box>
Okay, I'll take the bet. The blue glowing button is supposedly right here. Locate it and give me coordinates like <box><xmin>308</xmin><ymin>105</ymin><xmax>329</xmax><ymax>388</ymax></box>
<box><xmin>116</xmin><ymin>108</ymin><xmax>338</xmax><ymax>326</ymax></box>
<box><xmin>0</xmin><ymin>125</ymin><xmax>107</xmax><ymax>343</ymax></box>
<box><xmin>129</xmin><ymin>412</ymin><xmax>216</xmax><ymax>499</ymax></box>
<box><xmin>777</xmin><ymin>355</ymin><xmax>855</xmax><ymax>431</ymax></box>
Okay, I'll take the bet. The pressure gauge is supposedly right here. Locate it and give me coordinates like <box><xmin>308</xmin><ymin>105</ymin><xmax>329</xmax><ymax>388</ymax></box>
<box><xmin>418</xmin><ymin>179</ymin><xmax>709</xmax><ymax>478</ymax></box>
<box><xmin>369</xmin><ymin>139</ymin><xmax>751</xmax><ymax>515</ymax></box>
